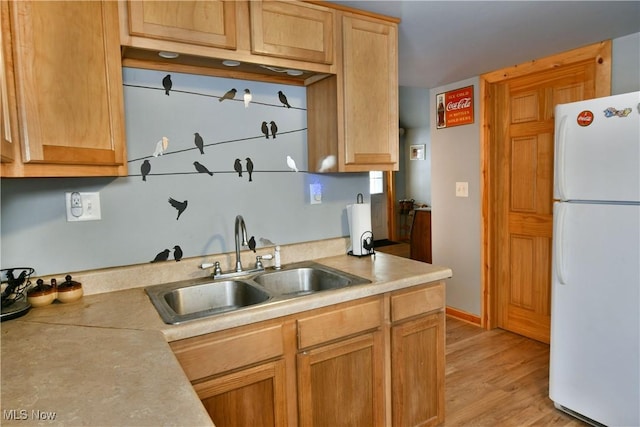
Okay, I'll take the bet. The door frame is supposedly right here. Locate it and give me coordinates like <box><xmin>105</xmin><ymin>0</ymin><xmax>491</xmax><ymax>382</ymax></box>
<box><xmin>479</xmin><ymin>41</ymin><xmax>611</xmax><ymax>329</ymax></box>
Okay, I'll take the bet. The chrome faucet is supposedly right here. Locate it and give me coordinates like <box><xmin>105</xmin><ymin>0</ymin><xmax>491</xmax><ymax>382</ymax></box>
<box><xmin>199</xmin><ymin>215</ymin><xmax>269</xmax><ymax>278</ymax></box>
<box><xmin>234</xmin><ymin>215</ymin><xmax>248</xmax><ymax>272</ymax></box>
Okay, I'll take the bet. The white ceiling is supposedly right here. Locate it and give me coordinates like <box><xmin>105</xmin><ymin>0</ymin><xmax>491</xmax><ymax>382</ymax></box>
<box><xmin>328</xmin><ymin>1</ymin><xmax>640</xmax><ymax>89</ymax></box>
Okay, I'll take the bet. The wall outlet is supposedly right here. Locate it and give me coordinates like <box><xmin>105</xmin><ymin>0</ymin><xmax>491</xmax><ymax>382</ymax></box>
<box><xmin>66</xmin><ymin>192</ymin><xmax>101</xmax><ymax>222</ymax></box>
<box><xmin>310</xmin><ymin>183</ymin><xmax>322</xmax><ymax>204</ymax></box>
<box><xmin>455</xmin><ymin>182</ymin><xmax>469</xmax><ymax>198</ymax></box>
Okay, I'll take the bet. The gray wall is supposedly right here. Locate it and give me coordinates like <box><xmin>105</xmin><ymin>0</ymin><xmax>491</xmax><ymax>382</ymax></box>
<box><xmin>429</xmin><ymin>77</ymin><xmax>482</xmax><ymax>316</ymax></box>
<box><xmin>1</xmin><ymin>69</ymin><xmax>369</xmax><ymax>276</ymax></box>
<box><xmin>612</xmin><ymin>32</ymin><xmax>640</xmax><ymax>95</ymax></box>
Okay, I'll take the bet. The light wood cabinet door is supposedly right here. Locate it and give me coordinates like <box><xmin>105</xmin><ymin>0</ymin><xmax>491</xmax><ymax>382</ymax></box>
<box><xmin>307</xmin><ymin>13</ymin><xmax>399</xmax><ymax>173</ymax></box>
<box><xmin>127</xmin><ymin>0</ymin><xmax>237</xmax><ymax>50</ymax></box>
<box><xmin>341</xmin><ymin>14</ymin><xmax>398</xmax><ymax>171</ymax></box>
<box><xmin>297</xmin><ymin>332</ymin><xmax>385</xmax><ymax>427</ymax></box>
<box><xmin>4</xmin><ymin>1</ymin><xmax>126</xmax><ymax>177</ymax></box>
<box><xmin>249</xmin><ymin>1</ymin><xmax>334</xmax><ymax>64</ymax></box>
<box><xmin>391</xmin><ymin>312</ymin><xmax>445</xmax><ymax>427</ymax></box>
<box><xmin>0</xmin><ymin>1</ymin><xmax>16</xmax><ymax>164</ymax></box>
<box><xmin>194</xmin><ymin>359</ymin><xmax>288</xmax><ymax>427</ymax></box>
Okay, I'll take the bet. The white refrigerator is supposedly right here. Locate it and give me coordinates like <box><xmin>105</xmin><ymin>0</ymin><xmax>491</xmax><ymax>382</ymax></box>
<box><xmin>550</xmin><ymin>91</ymin><xmax>640</xmax><ymax>426</ymax></box>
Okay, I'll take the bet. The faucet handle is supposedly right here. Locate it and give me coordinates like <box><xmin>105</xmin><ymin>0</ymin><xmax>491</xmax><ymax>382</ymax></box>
<box><xmin>200</xmin><ymin>261</ymin><xmax>223</xmax><ymax>277</ymax></box>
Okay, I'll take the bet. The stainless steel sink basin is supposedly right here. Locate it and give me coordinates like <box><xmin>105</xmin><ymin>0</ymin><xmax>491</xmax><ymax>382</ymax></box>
<box><xmin>145</xmin><ymin>261</ymin><xmax>371</xmax><ymax>324</ymax></box>
<box><xmin>253</xmin><ymin>265</ymin><xmax>369</xmax><ymax>296</ymax></box>
<box><xmin>146</xmin><ymin>279</ymin><xmax>271</xmax><ymax>324</ymax></box>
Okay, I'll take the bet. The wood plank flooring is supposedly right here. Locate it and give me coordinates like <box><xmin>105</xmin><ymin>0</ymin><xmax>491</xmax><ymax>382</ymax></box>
<box><xmin>445</xmin><ymin>316</ymin><xmax>586</xmax><ymax>426</ymax></box>
<box><xmin>377</xmin><ymin>243</ymin><xmax>586</xmax><ymax>426</ymax></box>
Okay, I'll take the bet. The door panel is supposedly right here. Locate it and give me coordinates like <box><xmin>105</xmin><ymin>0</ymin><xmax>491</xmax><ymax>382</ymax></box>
<box><xmin>496</xmin><ymin>62</ymin><xmax>598</xmax><ymax>343</ymax></box>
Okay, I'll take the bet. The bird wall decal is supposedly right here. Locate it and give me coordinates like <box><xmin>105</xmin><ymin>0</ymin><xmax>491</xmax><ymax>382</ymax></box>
<box><xmin>194</xmin><ymin>132</ymin><xmax>204</xmax><ymax>154</ymax></box>
<box><xmin>286</xmin><ymin>155</ymin><xmax>298</xmax><ymax>172</ymax></box>
<box><xmin>151</xmin><ymin>249</ymin><xmax>170</xmax><ymax>263</ymax></box>
<box><xmin>278</xmin><ymin>91</ymin><xmax>291</xmax><ymax>108</ymax></box>
<box><xmin>168</xmin><ymin>198</ymin><xmax>188</xmax><ymax>220</ymax></box>
<box><xmin>243</xmin><ymin>89</ymin><xmax>252</xmax><ymax>108</ymax></box>
<box><xmin>173</xmin><ymin>245</ymin><xmax>183</xmax><ymax>262</ymax></box>
<box><xmin>270</xmin><ymin>121</ymin><xmax>278</xmax><ymax>138</ymax></box>
<box><xmin>193</xmin><ymin>161</ymin><xmax>214</xmax><ymax>176</ymax></box>
<box><xmin>162</xmin><ymin>74</ymin><xmax>172</xmax><ymax>96</ymax></box>
<box><xmin>141</xmin><ymin>160</ymin><xmax>151</xmax><ymax>181</ymax></box>
<box><xmin>318</xmin><ymin>155</ymin><xmax>337</xmax><ymax>172</ymax></box>
<box><xmin>234</xmin><ymin>158</ymin><xmax>243</xmax><ymax>177</ymax></box>
<box><xmin>248</xmin><ymin>236</ymin><xmax>256</xmax><ymax>253</ymax></box>
<box><xmin>261</xmin><ymin>121</ymin><xmax>269</xmax><ymax>139</ymax></box>
<box><xmin>219</xmin><ymin>88</ymin><xmax>237</xmax><ymax>102</ymax></box>
<box><xmin>153</xmin><ymin>136</ymin><xmax>169</xmax><ymax>157</ymax></box>
<box><xmin>246</xmin><ymin>158</ymin><xmax>254</xmax><ymax>182</ymax></box>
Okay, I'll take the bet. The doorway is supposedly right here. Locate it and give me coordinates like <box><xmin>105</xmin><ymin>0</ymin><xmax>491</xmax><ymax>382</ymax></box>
<box><xmin>481</xmin><ymin>41</ymin><xmax>611</xmax><ymax>343</ymax></box>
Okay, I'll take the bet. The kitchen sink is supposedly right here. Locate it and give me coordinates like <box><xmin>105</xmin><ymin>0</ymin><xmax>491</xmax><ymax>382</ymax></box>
<box><xmin>253</xmin><ymin>265</ymin><xmax>369</xmax><ymax>296</ymax></box>
<box><xmin>145</xmin><ymin>261</ymin><xmax>371</xmax><ymax>324</ymax></box>
<box><xmin>146</xmin><ymin>280</ymin><xmax>271</xmax><ymax>324</ymax></box>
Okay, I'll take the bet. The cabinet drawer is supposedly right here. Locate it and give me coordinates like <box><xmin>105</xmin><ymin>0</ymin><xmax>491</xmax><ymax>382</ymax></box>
<box><xmin>170</xmin><ymin>324</ymin><xmax>283</xmax><ymax>381</ymax></box>
<box><xmin>391</xmin><ymin>283</ymin><xmax>444</xmax><ymax>323</ymax></box>
<box><xmin>297</xmin><ymin>298</ymin><xmax>382</xmax><ymax>349</ymax></box>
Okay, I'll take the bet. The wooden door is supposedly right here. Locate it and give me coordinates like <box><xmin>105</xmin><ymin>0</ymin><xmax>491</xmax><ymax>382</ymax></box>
<box><xmin>494</xmin><ymin>59</ymin><xmax>606</xmax><ymax>343</ymax></box>
<box><xmin>297</xmin><ymin>332</ymin><xmax>384</xmax><ymax>427</ymax></box>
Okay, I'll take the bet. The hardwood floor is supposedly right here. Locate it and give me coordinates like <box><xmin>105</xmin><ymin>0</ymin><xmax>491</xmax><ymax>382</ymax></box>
<box><xmin>445</xmin><ymin>317</ymin><xmax>585</xmax><ymax>426</ymax></box>
<box><xmin>377</xmin><ymin>243</ymin><xmax>586</xmax><ymax>426</ymax></box>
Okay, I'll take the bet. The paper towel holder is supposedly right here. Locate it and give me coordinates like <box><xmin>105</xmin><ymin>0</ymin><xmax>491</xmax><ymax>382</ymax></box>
<box><xmin>348</xmin><ymin>230</ymin><xmax>375</xmax><ymax>257</ymax></box>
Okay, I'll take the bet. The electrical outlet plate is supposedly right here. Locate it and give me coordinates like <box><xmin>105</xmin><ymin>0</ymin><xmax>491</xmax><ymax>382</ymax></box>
<box><xmin>65</xmin><ymin>192</ymin><xmax>101</xmax><ymax>221</ymax></box>
<box><xmin>455</xmin><ymin>182</ymin><xmax>469</xmax><ymax>198</ymax></box>
<box><xmin>310</xmin><ymin>183</ymin><xmax>322</xmax><ymax>204</ymax></box>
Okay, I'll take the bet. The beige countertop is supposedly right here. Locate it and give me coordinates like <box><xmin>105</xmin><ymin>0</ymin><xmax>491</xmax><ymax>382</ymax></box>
<box><xmin>1</xmin><ymin>251</ymin><xmax>452</xmax><ymax>426</ymax></box>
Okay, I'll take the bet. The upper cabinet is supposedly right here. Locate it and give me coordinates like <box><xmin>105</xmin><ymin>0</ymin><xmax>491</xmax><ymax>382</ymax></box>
<box><xmin>0</xmin><ymin>1</ymin><xmax>17</xmax><ymax>164</ymax></box>
<box><xmin>1</xmin><ymin>1</ymin><xmax>127</xmax><ymax>178</ymax></box>
<box><xmin>119</xmin><ymin>0</ymin><xmax>337</xmax><ymax>84</ymax></box>
<box><xmin>249</xmin><ymin>1</ymin><xmax>334</xmax><ymax>65</ymax></box>
<box><xmin>307</xmin><ymin>12</ymin><xmax>399</xmax><ymax>172</ymax></box>
<box><xmin>126</xmin><ymin>1</ymin><xmax>237</xmax><ymax>50</ymax></box>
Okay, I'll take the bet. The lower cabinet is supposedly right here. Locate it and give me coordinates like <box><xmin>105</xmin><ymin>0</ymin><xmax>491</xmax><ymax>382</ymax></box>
<box><xmin>390</xmin><ymin>283</ymin><xmax>446</xmax><ymax>427</ymax></box>
<box><xmin>194</xmin><ymin>359</ymin><xmax>287</xmax><ymax>427</ymax></box>
<box><xmin>170</xmin><ymin>282</ymin><xmax>445</xmax><ymax>427</ymax></box>
<box><xmin>391</xmin><ymin>313</ymin><xmax>445</xmax><ymax>427</ymax></box>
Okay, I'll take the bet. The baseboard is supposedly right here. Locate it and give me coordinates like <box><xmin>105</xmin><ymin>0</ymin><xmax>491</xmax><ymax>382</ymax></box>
<box><xmin>446</xmin><ymin>306</ymin><xmax>482</xmax><ymax>326</ymax></box>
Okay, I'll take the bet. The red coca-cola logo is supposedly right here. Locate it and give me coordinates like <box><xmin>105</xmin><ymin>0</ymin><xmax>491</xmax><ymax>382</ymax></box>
<box><xmin>446</xmin><ymin>97</ymin><xmax>472</xmax><ymax>111</ymax></box>
<box><xmin>577</xmin><ymin>110</ymin><xmax>594</xmax><ymax>127</ymax></box>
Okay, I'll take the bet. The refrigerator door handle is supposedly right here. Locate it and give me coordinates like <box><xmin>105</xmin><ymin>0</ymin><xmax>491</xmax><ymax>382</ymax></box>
<box><xmin>555</xmin><ymin>115</ymin><xmax>568</xmax><ymax>200</ymax></box>
<box><xmin>554</xmin><ymin>203</ymin><xmax>568</xmax><ymax>285</ymax></box>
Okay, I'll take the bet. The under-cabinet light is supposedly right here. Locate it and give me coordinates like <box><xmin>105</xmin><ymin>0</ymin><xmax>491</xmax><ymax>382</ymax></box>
<box><xmin>158</xmin><ymin>51</ymin><xmax>179</xmax><ymax>59</ymax></box>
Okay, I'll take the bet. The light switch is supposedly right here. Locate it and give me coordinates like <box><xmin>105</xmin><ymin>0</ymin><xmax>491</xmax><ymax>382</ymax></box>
<box><xmin>455</xmin><ymin>182</ymin><xmax>469</xmax><ymax>198</ymax></box>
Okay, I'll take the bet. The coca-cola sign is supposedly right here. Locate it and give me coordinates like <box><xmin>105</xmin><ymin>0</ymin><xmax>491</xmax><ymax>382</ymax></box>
<box><xmin>436</xmin><ymin>85</ymin><xmax>474</xmax><ymax>129</ymax></box>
